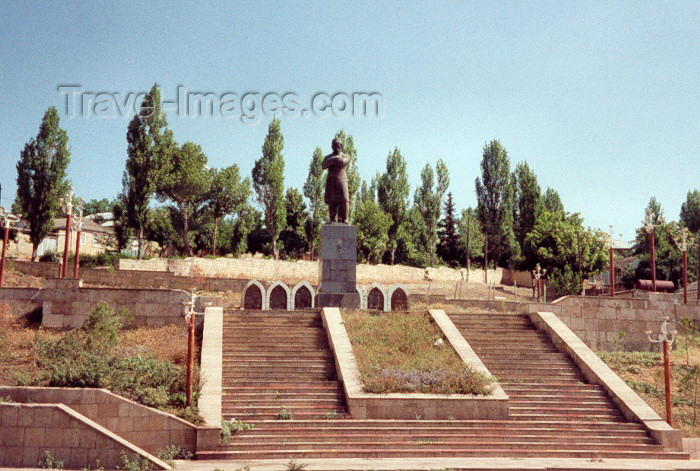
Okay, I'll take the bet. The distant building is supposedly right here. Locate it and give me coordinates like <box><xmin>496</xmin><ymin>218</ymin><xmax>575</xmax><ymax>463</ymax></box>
<box><xmin>9</xmin><ymin>217</ymin><xmax>116</xmax><ymax>259</ymax></box>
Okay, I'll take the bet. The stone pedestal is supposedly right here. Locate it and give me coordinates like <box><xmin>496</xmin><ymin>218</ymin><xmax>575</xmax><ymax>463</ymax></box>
<box><xmin>317</xmin><ymin>223</ymin><xmax>361</xmax><ymax>308</ymax></box>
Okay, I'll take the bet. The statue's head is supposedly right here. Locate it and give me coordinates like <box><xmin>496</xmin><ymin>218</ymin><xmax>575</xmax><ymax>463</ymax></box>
<box><xmin>332</xmin><ymin>138</ymin><xmax>343</xmax><ymax>153</ymax></box>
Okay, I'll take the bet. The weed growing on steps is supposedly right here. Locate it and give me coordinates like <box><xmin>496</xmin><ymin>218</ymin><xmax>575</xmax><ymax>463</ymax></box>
<box><xmin>38</xmin><ymin>450</ymin><xmax>63</xmax><ymax>469</ymax></box>
<box><xmin>220</xmin><ymin>418</ymin><xmax>255</xmax><ymax>444</ymax></box>
<box><xmin>276</xmin><ymin>406</ymin><xmax>293</xmax><ymax>420</ymax></box>
<box><xmin>285</xmin><ymin>459</ymin><xmax>308</xmax><ymax>471</ymax></box>
<box><xmin>155</xmin><ymin>443</ymin><xmax>193</xmax><ymax>466</ymax></box>
<box><xmin>116</xmin><ymin>452</ymin><xmax>153</xmax><ymax>471</ymax></box>
<box><xmin>322</xmin><ymin>410</ymin><xmax>340</xmax><ymax>419</ymax></box>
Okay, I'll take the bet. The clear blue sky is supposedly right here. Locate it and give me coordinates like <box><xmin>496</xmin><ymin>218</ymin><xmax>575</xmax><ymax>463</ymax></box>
<box><xmin>1</xmin><ymin>1</ymin><xmax>698</xmax><ymax>242</ymax></box>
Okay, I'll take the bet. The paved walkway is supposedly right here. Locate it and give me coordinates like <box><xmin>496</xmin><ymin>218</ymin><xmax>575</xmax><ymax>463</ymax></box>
<box><xmin>178</xmin><ymin>457</ymin><xmax>700</xmax><ymax>471</ymax></box>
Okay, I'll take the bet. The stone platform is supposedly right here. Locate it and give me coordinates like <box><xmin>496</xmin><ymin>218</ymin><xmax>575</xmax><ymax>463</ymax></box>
<box><xmin>317</xmin><ymin>223</ymin><xmax>361</xmax><ymax>308</ymax></box>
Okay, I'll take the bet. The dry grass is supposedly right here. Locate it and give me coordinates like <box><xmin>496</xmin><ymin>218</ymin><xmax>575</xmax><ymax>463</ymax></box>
<box><xmin>341</xmin><ymin>310</ymin><xmax>493</xmax><ymax>395</ymax></box>
<box><xmin>599</xmin><ymin>346</ymin><xmax>700</xmax><ymax>437</ymax></box>
<box><xmin>1</xmin><ymin>266</ymin><xmax>45</xmax><ymax>288</ymax></box>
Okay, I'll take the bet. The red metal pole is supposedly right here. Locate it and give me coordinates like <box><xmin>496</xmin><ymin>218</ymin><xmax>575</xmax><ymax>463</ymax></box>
<box><xmin>186</xmin><ymin>313</ymin><xmax>195</xmax><ymax>407</ymax></box>
<box><xmin>73</xmin><ymin>230</ymin><xmax>81</xmax><ymax>279</ymax></box>
<box><xmin>0</xmin><ymin>226</ymin><xmax>9</xmax><ymax>287</ymax></box>
<box><xmin>609</xmin><ymin>246</ymin><xmax>615</xmax><ymax>297</ymax></box>
<box><xmin>61</xmin><ymin>213</ymin><xmax>72</xmax><ymax>278</ymax></box>
<box><xmin>649</xmin><ymin>231</ymin><xmax>656</xmax><ymax>292</ymax></box>
<box><xmin>683</xmin><ymin>249</ymin><xmax>688</xmax><ymax>304</ymax></box>
<box><xmin>663</xmin><ymin>339</ymin><xmax>672</xmax><ymax>426</ymax></box>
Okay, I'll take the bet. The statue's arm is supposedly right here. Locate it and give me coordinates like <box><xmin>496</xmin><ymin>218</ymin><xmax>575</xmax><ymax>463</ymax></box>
<box><xmin>321</xmin><ymin>156</ymin><xmax>332</xmax><ymax>169</ymax></box>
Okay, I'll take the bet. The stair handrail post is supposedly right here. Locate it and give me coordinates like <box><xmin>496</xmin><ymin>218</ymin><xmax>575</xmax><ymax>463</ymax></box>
<box><xmin>646</xmin><ymin>317</ymin><xmax>676</xmax><ymax>426</ymax></box>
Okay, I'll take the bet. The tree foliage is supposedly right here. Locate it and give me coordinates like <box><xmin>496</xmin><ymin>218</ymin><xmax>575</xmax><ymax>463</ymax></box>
<box><xmin>414</xmin><ymin>160</ymin><xmax>449</xmax><ymax>266</ymax></box>
<box><xmin>542</xmin><ymin>187</ymin><xmax>564</xmax><ymax>213</ymax></box>
<box><xmin>252</xmin><ymin>118</ymin><xmax>285</xmax><ymax>259</ymax></box>
<box><xmin>207</xmin><ymin>164</ymin><xmax>251</xmax><ymax>255</ymax></box>
<box><xmin>377</xmin><ymin>148</ymin><xmax>410</xmax><ymax>265</ymax></box>
<box><xmin>513</xmin><ymin>161</ymin><xmax>541</xmax><ymax>268</ymax></box>
<box><xmin>525</xmin><ymin>210</ymin><xmax>607</xmax><ymax>297</ymax></box>
<box><xmin>156</xmin><ymin>141</ymin><xmax>211</xmax><ymax>256</ymax></box>
<box><xmin>457</xmin><ymin>207</ymin><xmax>484</xmax><ymax>269</ymax></box>
<box><xmin>475</xmin><ymin>140</ymin><xmax>517</xmax><ymax>267</ymax></box>
<box><xmin>279</xmin><ymin>188</ymin><xmax>309</xmax><ymax>259</ymax></box>
<box><xmin>303</xmin><ymin>147</ymin><xmax>327</xmax><ymax>259</ymax></box>
<box><xmin>15</xmin><ymin>106</ymin><xmax>71</xmax><ymax>260</ymax></box>
<box><xmin>355</xmin><ymin>182</ymin><xmax>391</xmax><ymax>263</ymax></box>
<box><xmin>437</xmin><ymin>192</ymin><xmax>461</xmax><ymax>267</ymax></box>
<box><xmin>121</xmin><ymin>85</ymin><xmax>174</xmax><ymax>259</ymax></box>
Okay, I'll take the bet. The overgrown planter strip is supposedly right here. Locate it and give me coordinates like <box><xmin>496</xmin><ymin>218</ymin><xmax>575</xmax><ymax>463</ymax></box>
<box><xmin>321</xmin><ymin>307</ymin><xmax>508</xmax><ymax>420</ymax></box>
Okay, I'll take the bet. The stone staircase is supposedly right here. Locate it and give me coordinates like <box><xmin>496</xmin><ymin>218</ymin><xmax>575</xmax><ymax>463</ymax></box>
<box><xmin>197</xmin><ymin>309</ymin><xmax>690</xmax><ymax>462</ymax></box>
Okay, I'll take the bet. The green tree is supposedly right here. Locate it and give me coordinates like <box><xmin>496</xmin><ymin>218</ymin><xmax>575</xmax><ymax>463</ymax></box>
<box><xmin>355</xmin><ymin>181</ymin><xmax>391</xmax><ymax>263</ymax></box>
<box><xmin>377</xmin><ymin>148</ymin><xmax>410</xmax><ymax>265</ymax></box>
<box><xmin>680</xmin><ymin>190</ymin><xmax>700</xmax><ymax>293</ymax></box>
<box><xmin>15</xmin><ymin>107</ymin><xmax>71</xmax><ymax>260</ymax></box>
<box><xmin>625</xmin><ymin>198</ymin><xmax>697</xmax><ymax>289</ymax></box>
<box><xmin>83</xmin><ymin>198</ymin><xmax>113</xmax><ymax>216</ymax></box>
<box><xmin>207</xmin><ymin>164</ymin><xmax>251</xmax><ymax>255</ymax></box>
<box><xmin>525</xmin><ymin>210</ymin><xmax>607</xmax><ymax>297</ymax></box>
<box><xmin>111</xmin><ymin>200</ymin><xmax>130</xmax><ymax>252</ymax></box>
<box><xmin>252</xmin><ymin>118</ymin><xmax>285</xmax><ymax>259</ymax></box>
<box><xmin>437</xmin><ymin>192</ymin><xmax>461</xmax><ymax>267</ymax></box>
<box><xmin>156</xmin><ymin>141</ymin><xmax>211</xmax><ymax>256</ymax></box>
<box><xmin>475</xmin><ymin>140</ymin><xmax>517</xmax><ymax>268</ymax></box>
<box><xmin>279</xmin><ymin>188</ymin><xmax>309</xmax><ymax>259</ymax></box>
<box><xmin>145</xmin><ymin>206</ymin><xmax>178</xmax><ymax>256</ymax></box>
<box><xmin>542</xmin><ymin>187</ymin><xmax>564</xmax><ymax>213</ymax></box>
<box><xmin>121</xmin><ymin>84</ymin><xmax>174</xmax><ymax>259</ymax></box>
<box><xmin>513</xmin><ymin>161</ymin><xmax>542</xmax><ymax>268</ymax></box>
<box><xmin>303</xmin><ymin>147</ymin><xmax>327</xmax><ymax>260</ymax></box>
<box><xmin>414</xmin><ymin>160</ymin><xmax>449</xmax><ymax>267</ymax></box>
<box><xmin>457</xmin><ymin>207</ymin><xmax>484</xmax><ymax>270</ymax></box>
<box><xmin>334</xmin><ymin>130</ymin><xmax>360</xmax><ymax>219</ymax></box>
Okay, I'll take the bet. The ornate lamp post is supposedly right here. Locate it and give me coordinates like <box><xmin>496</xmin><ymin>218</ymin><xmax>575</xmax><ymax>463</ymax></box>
<box><xmin>643</xmin><ymin>210</ymin><xmax>664</xmax><ymax>292</ymax></box>
<box><xmin>61</xmin><ymin>188</ymin><xmax>73</xmax><ymax>278</ymax></box>
<box><xmin>184</xmin><ymin>292</ymin><xmax>196</xmax><ymax>408</ymax></box>
<box><xmin>0</xmin><ymin>208</ymin><xmax>19</xmax><ymax>287</ymax></box>
<box><xmin>646</xmin><ymin>317</ymin><xmax>676</xmax><ymax>426</ymax></box>
<box><xmin>673</xmin><ymin>227</ymin><xmax>694</xmax><ymax>305</ymax></box>
<box><xmin>72</xmin><ymin>200</ymin><xmax>84</xmax><ymax>279</ymax></box>
<box><xmin>532</xmin><ymin>263</ymin><xmax>547</xmax><ymax>302</ymax></box>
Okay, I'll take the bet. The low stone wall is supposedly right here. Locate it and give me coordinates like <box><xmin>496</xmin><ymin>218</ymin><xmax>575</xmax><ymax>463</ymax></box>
<box><xmin>119</xmin><ymin>256</ymin><xmax>517</xmax><ymax>286</ymax></box>
<box><xmin>0</xmin><ymin>402</ymin><xmax>170</xmax><ymax>470</ymax></box>
<box><xmin>0</xmin><ymin>278</ymin><xmax>191</xmax><ymax>329</ymax></box>
<box><xmin>321</xmin><ymin>307</ymin><xmax>508</xmax><ymax>420</ymax></box>
<box><xmin>0</xmin><ymin>386</ymin><xmax>198</xmax><ymax>455</ymax></box>
<box><xmin>529</xmin><ymin>312</ymin><xmax>682</xmax><ymax>451</ymax></box>
<box><xmin>523</xmin><ymin>294</ymin><xmax>700</xmax><ymax>351</ymax></box>
<box><xmin>11</xmin><ymin>260</ymin><xmax>248</xmax><ymax>293</ymax></box>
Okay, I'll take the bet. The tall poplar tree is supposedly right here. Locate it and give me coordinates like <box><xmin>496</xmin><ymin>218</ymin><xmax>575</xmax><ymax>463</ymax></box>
<box><xmin>414</xmin><ymin>160</ymin><xmax>449</xmax><ymax>267</ymax></box>
<box><xmin>542</xmin><ymin>187</ymin><xmax>564</xmax><ymax>213</ymax></box>
<box><xmin>252</xmin><ymin>118</ymin><xmax>285</xmax><ymax>259</ymax></box>
<box><xmin>303</xmin><ymin>147</ymin><xmax>327</xmax><ymax>260</ymax></box>
<box><xmin>437</xmin><ymin>192</ymin><xmax>461</xmax><ymax>266</ymax></box>
<box><xmin>377</xmin><ymin>148</ymin><xmax>410</xmax><ymax>265</ymax></box>
<box><xmin>680</xmin><ymin>190</ymin><xmax>700</xmax><ymax>290</ymax></box>
<box><xmin>513</xmin><ymin>161</ymin><xmax>542</xmax><ymax>268</ymax></box>
<box><xmin>475</xmin><ymin>139</ymin><xmax>517</xmax><ymax>267</ymax></box>
<box><xmin>15</xmin><ymin>107</ymin><xmax>71</xmax><ymax>260</ymax></box>
<box><xmin>207</xmin><ymin>164</ymin><xmax>251</xmax><ymax>255</ymax></box>
<box><xmin>121</xmin><ymin>84</ymin><xmax>173</xmax><ymax>259</ymax></box>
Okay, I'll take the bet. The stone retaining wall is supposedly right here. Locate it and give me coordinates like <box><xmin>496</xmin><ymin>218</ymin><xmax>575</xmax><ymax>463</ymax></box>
<box><xmin>119</xmin><ymin>256</ymin><xmax>521</xmax><ymax>286</ymax></box>
<box><xmin>0</xmin><ymin>386</ymin><xmax>198</xmax><ymax>455</ymax></box>
<box><xmin>0</xmin><ymin>403</ymin><xmax>170</xmax><ymax>470</ymax></box>
<box><xmin>523</xmin><ymin>294</ymin><xmax>700</xmax><ymax>351</ymax></box>
<box><xmin>11</xmin><ymin>260</ymin><xmax>248</xmax><ymax>292</ymax></box>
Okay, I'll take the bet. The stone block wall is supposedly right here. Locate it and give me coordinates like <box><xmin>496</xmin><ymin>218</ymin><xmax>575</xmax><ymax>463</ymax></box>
<box><xmin>0</xmin><ymin>403</ymin><xmax>168</xmax><ymax>470</ymax></box>
<box><xmin>523</xmin><ymin>294</ymin><xmax>700</xmax><ymax>351</ymax></box>
<box><xmin>0</xmin><ymin>386</ymin><xmax>197</xmax><ymax>455</ymax></box>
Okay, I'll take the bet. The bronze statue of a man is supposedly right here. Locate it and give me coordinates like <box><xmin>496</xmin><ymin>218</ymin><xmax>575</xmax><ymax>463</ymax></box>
<box><xmin>322</xmin><ymin>138</ymin><xmax>351</xmax><ymax>223</ymax></box>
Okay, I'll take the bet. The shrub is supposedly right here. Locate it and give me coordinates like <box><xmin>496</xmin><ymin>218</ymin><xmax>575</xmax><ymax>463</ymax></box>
<box><xmin>155</xmin><ymin>444</ymin><xmax>193</xmax><ymax>466</ymax></box>
<box><xmin>276</xmin><ymin>407</ymin><xmax>292</xmax><ymax>420</ymax></box>
<box><xmin>39</xmin><ymin>251</ymin><xmax>59</xmax><ymax>263</ymax></box>
<box><xmin>220</xmin><ymin>419</ymin><xmax>255</xmax><ymax>444</ymax></box>
<box><xmin>38</xmin><ymin>450</ymin><xmax>63</xmax><ymax>469</ymax></box>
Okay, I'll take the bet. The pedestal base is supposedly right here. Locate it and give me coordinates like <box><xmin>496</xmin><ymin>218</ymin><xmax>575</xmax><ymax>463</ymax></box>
<box><xmin>317</xmin><ymin>223</ymin><xmax>360</xmax><ymax>309</ymax></box>
<box><xmin>317</xmin><ymin>292</ymin><xmax>361</xmax><ymax>309</ymax></box>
